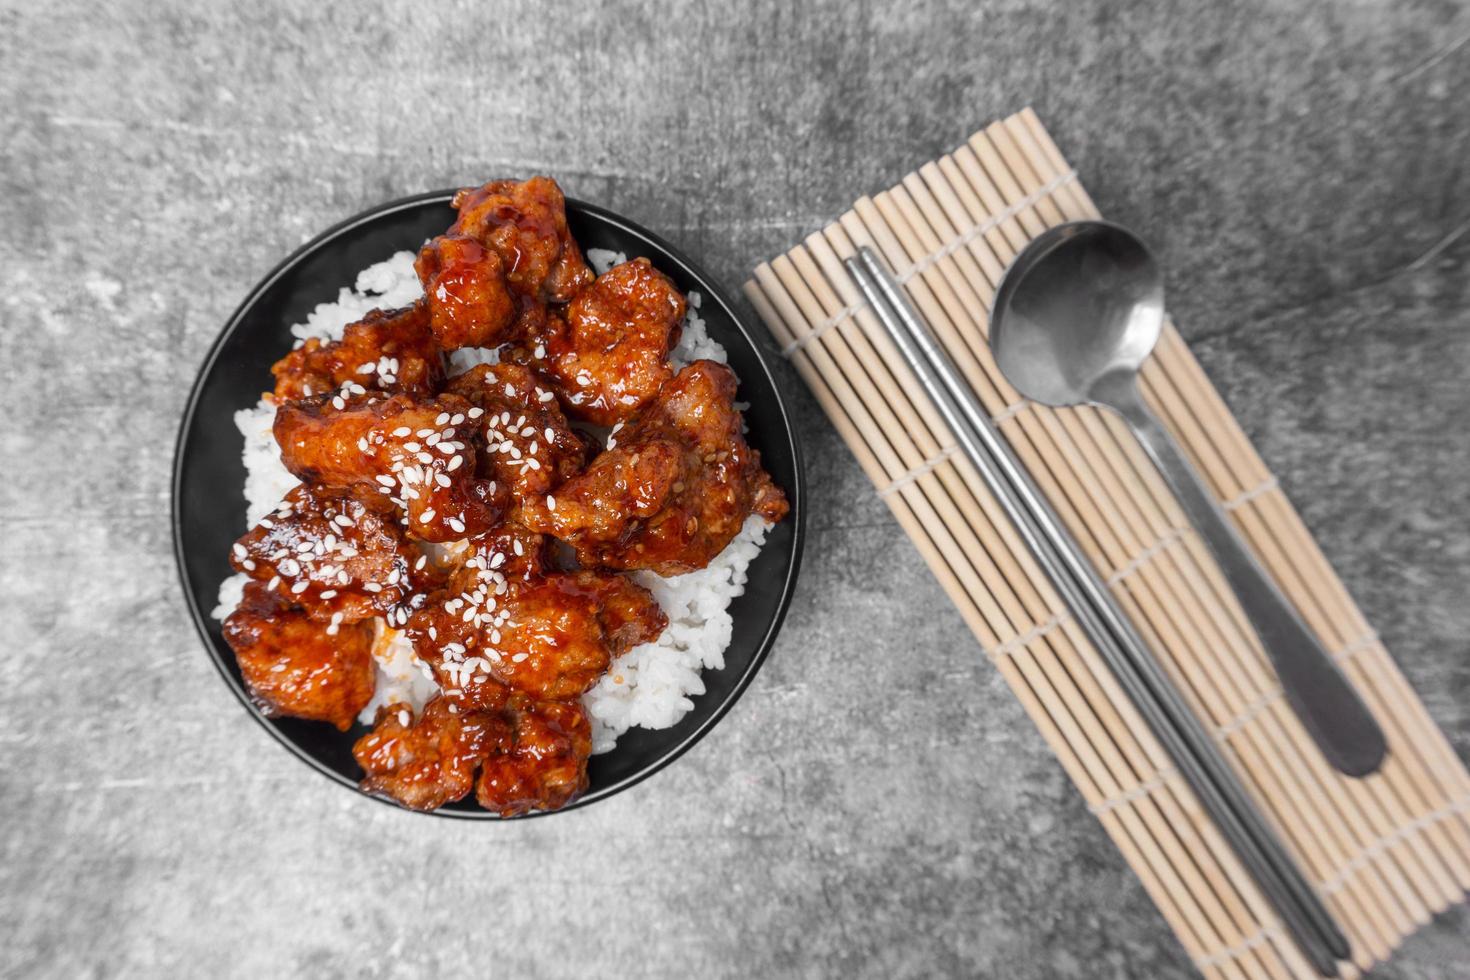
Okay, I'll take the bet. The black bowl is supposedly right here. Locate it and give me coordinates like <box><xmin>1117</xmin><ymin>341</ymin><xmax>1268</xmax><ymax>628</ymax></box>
<box><xmin>172</xmin><ymin>192</ymin><xmax>804</xmax><ymax>818</ymax></box>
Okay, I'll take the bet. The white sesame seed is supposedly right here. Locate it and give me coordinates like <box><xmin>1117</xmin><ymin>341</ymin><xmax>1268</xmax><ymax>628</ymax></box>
<box><xmin>447</xmin><ymin>455</ymin><xmax>463</xmax><ymax>472</ymax></box>
<box><xmin>512</xmin><ymin>540</ymin><xmax>523</xmax><ymax>556</ymax></box>
<box><xmin>232</xmin><ymin>543</ymin><xmax>247</xmax><ymax>558</ymax></box>
<box><xmin>291</xmin><ymin>581</ymin><xmax>310</xmax><ymax>594</ymax></box>
<box><xmin>376</xmin><ymin>475</ymin><xmax>395</xmax><ymax>487</ymax></box>
<box><xmin>393</xmin><ymin>426</ymin><xmax>412</xmax><ymax>437</ymax></box>
<box><xmin>448</xmin><ymin>518</ymin><xmax>465</xmax><ymax>534</ymax></box>
<box><xmin>331</xmin><ymin>396</ymin><xmax>346</xmax><ymax>410</ymax></box>
<box><xmin>415</xmin><ymin>555</ymin><xmax>427</xmax><ymax>571</ymax></box>
<box><xmin>398</xmin><ymin>709</ymin><xmax>411</xmax><ymax>727</ymax></box>
<box><xmin>468</xmin><ymin>407</ymin><xmax>484</xmax><ymax>419</ymax></box>
<box><xmin>546</xmin><ymin>495</ymin><xmax>556</xmax><ymax>511</ymax></box>
<box><xmin>512</xmin><ymin>653</ymin><xmax>529</xmax><ymax>663</ymax></box>
<box><xmin>419</xmin><ymin>509</ymin><xmax>436</xmax><ymax>523</ymax></box>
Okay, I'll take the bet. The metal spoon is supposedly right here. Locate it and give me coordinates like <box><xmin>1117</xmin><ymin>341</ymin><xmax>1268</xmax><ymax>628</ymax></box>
<box><xmin>988</xmin><ymin>220</ymin><xmax>1386</xmax><ymax>777</ymax></box>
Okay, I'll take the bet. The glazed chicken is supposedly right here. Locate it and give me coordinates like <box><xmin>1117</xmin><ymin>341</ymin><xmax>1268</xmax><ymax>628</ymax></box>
<box><xmin>354</xmin><ymin>696</ymin><xmax>512</xmax><ymax>811</ymax></box>
<box><xmin>413</xmin><ymin>234</ymin><xmax>526</xmax><ymax>351</ymax></box>
<box><xmin>449</xmin><ymin>176</ymin><xmax>593</xmax><ymax>303</ymax></box>
<box><xmin>510</xmin><ymin>258</ymin><xmax>685</xmax><ymax>426</ymax></box>
<box><xmin>353</xmin><ymin>690</ymin><xmax>593</xmax><ymax>817</ymax></box>
<box><xmin>443</xmin><ymin>362</ymin><xmax>588</xmax><ymax>511</ymax></box>
<box><xmin>223</xmin><ymin>581</ymin><xmax>377</xmax><ymax>730</ymax></box>
<box><xmin>405</xmin><ymin>523</ymin><xmax>666</xmax><ymax>707</ymax></box>
<box><xmin>476</xmin><ymin>697</ymin><xmax>592</xmax><ymax>817</ymax></box>
<box><xmin>271</xmin><ymin>304</ymin><xmax>443</xmax><ymax>404</ymax></box>
<box><xmin>522</xmin><ymin>360</ymin><xmax>788</xmax><ymax>574</ymax></box>
<box><xmin>228</xmin><ymin>484</ymin><xmax>440</xmax><ymax>628</ymax></box>
<box><xmin>273</xmin><ymin>393</ymin><xmax>504</xmax><ymax>543</ymax></box>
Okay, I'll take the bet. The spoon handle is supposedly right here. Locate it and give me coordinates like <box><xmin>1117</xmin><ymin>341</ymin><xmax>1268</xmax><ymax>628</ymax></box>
<box><xmin>1099</xmin><ymin>376</ymin><xmax>1387</xmax><ymax>777</ymax></box>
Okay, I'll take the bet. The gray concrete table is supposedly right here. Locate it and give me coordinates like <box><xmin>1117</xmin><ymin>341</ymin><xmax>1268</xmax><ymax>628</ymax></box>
<box><xmin>3</xmin><ymin>1</ymin><xmax>1467</xmax><ymax>976</ymax></box>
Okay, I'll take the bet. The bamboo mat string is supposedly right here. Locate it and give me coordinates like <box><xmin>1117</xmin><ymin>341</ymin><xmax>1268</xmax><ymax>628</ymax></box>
<box><xmin>746</xmin><ymin>109</ymin><xmax>1470</xmax><ymax>977</ymax></box>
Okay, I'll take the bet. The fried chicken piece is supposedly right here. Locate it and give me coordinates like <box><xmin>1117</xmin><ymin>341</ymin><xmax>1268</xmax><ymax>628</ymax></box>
<box><xmin>274</xmin><ymin>393</ymin><xmax>504</xmax><ymax>544</ymax></box>
<box><xmin>510</xmin><ymin>258</ymin><xmax>685</xmax><ymax>425</ymax></box>
<box><xmin>414</xmin><ymin>234</ymin><xmax>529</xmax><ymax>350</ymax></box>
<box><xmin>405</xmin><ymin>525</ymin><xmax>666</xmax><ymax>706</ymax></box>
<box><xmin>270</xmin><ymin>304</ymin><xmax>443</xmax><ymax>404</ymax></box>
<box><xmin>450</xmin><ymin>176</ymin><xmax>593</xmax><ymax>303</ymax></box>
<box><xmin>353</xmin><ymin>690</ymin><xmax>592</xmax><ymax>816</ymax></box>
<box><xmin>353</xmin><ymin>696</ymin><xmax>512</xmax><ymax>811</ymax></box>
<box><xmin>222</xmin><ymin>581</ymin><xmax>376</xmax><ymax>731</ymax></box>
<box><xmin>443</xmin><ymin>363</ymin><xmax>588</xmax><ymax>511</ymax></box>
<box><xmin>476</xmin><ymin>698</ymin><xmax>592</xmax><ymax>817</ymax></box>
<box><xmin>522</xmin><ymin>360</ymin><xmax>788</xmax><ymax>574</ymax></box>
<box><xmin>229</xmin><ymin>484</ymin><xmax>440</xmax><ymax>627</ymax></box>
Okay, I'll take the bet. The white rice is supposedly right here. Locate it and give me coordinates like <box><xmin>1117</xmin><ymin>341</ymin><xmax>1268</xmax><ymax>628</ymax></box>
<box><xmin>212</xmin><ymin>249</ymin><xmax>768</xmax><ymax>753</ymax></box>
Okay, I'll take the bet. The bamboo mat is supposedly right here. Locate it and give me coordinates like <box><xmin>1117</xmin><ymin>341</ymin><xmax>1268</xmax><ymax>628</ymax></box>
<box><xmin>744</xmin><ymin>108</ymin><xmax>1470</xmax><ymax>978</ymax></box>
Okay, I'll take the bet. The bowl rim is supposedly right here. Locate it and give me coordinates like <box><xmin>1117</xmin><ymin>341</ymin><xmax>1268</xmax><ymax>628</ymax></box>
<box><xmin>170</xmin><ymin>189</ymin><xmax>806</xmax><ymax>819</ymax></box>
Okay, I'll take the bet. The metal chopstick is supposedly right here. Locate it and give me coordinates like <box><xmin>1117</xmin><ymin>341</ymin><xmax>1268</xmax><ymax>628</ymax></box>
<box><xmin>846</xmin><ymin>246</ymin><xmax>1347</xmax><ymax>976</ymax></box>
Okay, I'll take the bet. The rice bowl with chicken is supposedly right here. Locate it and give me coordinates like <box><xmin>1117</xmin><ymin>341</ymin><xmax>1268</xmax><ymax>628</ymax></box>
<box><xmin>207</xmin><ymin>179</ymin><xmax>789</xmax><ymax>816</ymax></box>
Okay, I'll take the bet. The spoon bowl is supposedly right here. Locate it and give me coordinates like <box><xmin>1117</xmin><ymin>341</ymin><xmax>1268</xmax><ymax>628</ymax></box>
<box><xmin>991</xmin><ymin>221</ymin><xmax>1165</xmax><ymax>407</ymax></box>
